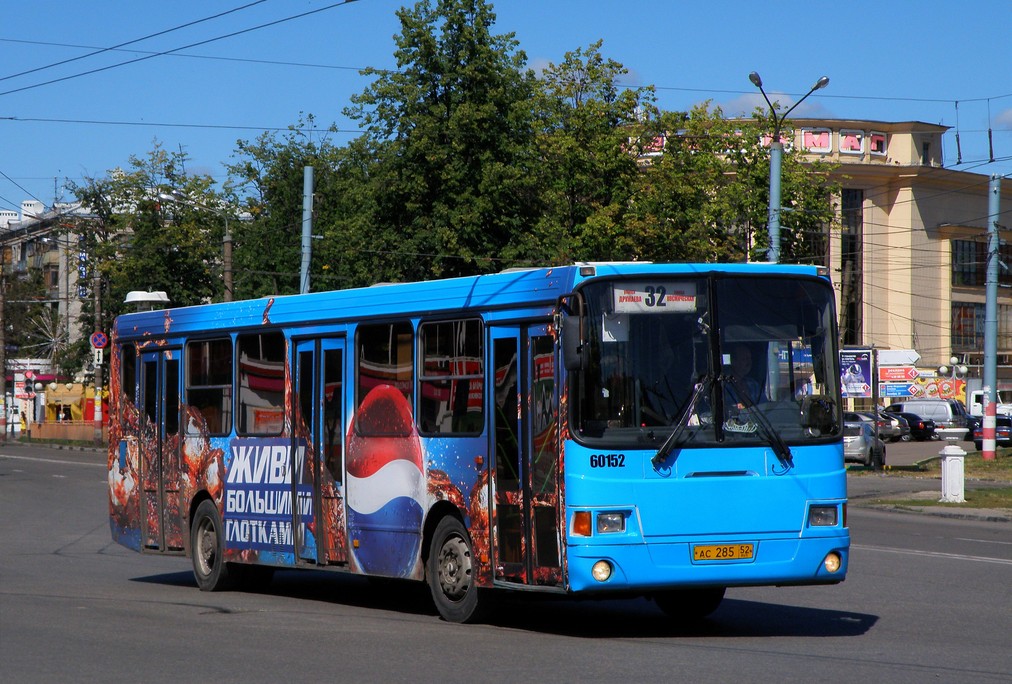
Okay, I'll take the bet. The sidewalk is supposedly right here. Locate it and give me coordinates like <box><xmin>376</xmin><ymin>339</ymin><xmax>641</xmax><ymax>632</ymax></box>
<box><xmin>847</xmin><ymin>472</ymin><xmax>1012</xmax><ymax>523</ymax></box>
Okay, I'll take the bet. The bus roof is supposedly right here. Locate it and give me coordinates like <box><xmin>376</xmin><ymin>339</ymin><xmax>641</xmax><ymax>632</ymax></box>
<box><xmin>113</xmin><ymin>262</ymin><xmax>825</xmax><ymax>340</ymax></box>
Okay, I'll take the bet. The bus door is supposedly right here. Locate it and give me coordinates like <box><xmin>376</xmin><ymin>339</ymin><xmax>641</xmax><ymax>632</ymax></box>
<box><xmin>139</xmin><ymin>349</ymin><xmax>183</xmax><ymax>551</ymax></box>
<box><xmin>294</xmin><ymin>338</ymin><xmax>347</xmax><ymax>565</ymax></box>
<box><xmin>489</xmin><ymin>324</ymin><xmax>561</xmax><ymax>586</ymax></box>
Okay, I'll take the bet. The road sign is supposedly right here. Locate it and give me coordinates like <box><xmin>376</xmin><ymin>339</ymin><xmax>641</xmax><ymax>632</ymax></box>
<box><xmin>90</xmin><ymin>331</ymin><xmax>108</xmax><ymax>349</ymax></box>
<box><xmin>879</xmin><ymin>382</ymin><xmax>923</xmax><ymax>398</ymax></box>
<box><xmin>879</xmin><ymin>366</ymin><xmax>919</xmax><ymax>382</ymax></box>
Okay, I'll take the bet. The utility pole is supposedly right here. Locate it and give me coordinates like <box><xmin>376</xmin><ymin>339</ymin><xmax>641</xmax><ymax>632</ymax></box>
<box><xmin>982</xmin><ymin>174</ymin><xmax>1002</xmax><ymax>461</ymax></box>
<box><xmin>300</xmin><ymin>166</ymin><xmax>314</xmax><ymax>295</ymax></box>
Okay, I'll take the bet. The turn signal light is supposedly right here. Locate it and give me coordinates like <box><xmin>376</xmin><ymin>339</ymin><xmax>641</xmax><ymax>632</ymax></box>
<box><xmin>573</xmin><ymin>511</ymin><xmax>592</xmax><ymax>536</ymax></box>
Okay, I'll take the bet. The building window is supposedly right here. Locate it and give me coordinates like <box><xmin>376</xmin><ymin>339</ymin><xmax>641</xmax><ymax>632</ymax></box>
<box><xmin>952</xmin><ymin>239</ymin><xmax>1012</xmax><ymax>288</ymax></box>
<box><xmin>840</xmin><ymin>189</ymin><xmax>864</xmax><ymax>345</ymax></box>
<box><xmin>952</xmin><ymin>302</ymin><xmax>1012</xmax><ymax>352</ymax></box>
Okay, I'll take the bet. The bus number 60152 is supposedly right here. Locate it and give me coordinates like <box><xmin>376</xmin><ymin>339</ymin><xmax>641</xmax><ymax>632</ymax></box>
<box><xmin>589</xmin><ymin>453</ymin><xmax>625</xmax><ymax>468</ymax></box>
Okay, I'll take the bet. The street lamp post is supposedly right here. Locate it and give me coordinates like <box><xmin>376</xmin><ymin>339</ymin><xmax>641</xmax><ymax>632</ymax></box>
<box><xmin>937</xmin><ymin>356</ymin><xmax>968</xmax><ymax>399</ymax></box>
<box><xmin>748</xmin><ymin>72</ymin><xmax>830</xmax><ymax>263</ymax></box>
<box><xmin>158</xmin><ymin>193</ymin><xmax>233</xmax><ymax>302</ymax></box>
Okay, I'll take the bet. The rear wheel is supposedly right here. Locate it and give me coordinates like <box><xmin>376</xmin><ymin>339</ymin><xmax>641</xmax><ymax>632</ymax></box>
<box><xmin>191</xmin><ymin>500</ymin><xmax>232</xmax><ymax>591</ymax></box>
<box><xmin>426</xmin><ymin>516</ymin><xmax>483</xmax><ymax>623</ymax></box>
<box><xmin>654</xmin><ymin>587</ymin><xmax>726</xmax><ymax>620</ymax></box>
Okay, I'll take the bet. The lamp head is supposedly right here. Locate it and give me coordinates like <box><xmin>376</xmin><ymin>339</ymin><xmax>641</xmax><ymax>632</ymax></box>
<box><xmin>748</xmin><ymin>71</ymin><xmax>763</xmax><ymax>89</ymax></box>
<box><xmin>813</xmin><ymin>76</ymin><xmax>830</xmax><ymax>90</ymax></box>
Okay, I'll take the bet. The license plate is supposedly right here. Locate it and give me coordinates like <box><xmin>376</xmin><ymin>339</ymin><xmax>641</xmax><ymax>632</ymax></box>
<box><xmin>693</xmin><ymin>543</ymin><xmax>755</xmax><ymax>561</ymax></box>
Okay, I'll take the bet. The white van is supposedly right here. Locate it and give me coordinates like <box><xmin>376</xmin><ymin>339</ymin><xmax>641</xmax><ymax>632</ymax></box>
<box><xmin>884</xmin><ymin>399</ymin><xmax>970</xmax><ymax>431</ymax></box>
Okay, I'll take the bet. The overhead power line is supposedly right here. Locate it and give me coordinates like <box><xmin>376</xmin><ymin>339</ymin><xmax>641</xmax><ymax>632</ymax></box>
<box><xmin>0</xmin><ymin>1</ymin><xmax>269</xmax><ymax>83</ymax></box>
<box><xmin>0</xmin><ymin>0</ymin><xmax>362</xmax><ymax>98</ymax></box>
<box><xmin>1</xmin><ymin>114</ymin><xmax>360</xmax><ymax>135</ymax></box>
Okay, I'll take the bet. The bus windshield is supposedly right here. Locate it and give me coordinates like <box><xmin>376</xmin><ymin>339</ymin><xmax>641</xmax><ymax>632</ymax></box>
<box><xmin>572</xmin><ymin>274</ymin><xmax>840</xmax><ymax>447</ymax></box>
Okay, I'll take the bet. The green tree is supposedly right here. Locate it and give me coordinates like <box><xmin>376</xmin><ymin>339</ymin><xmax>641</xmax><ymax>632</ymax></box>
<box><xmin>346</xmin><ymin>0</ymin><xmax>543</xmax><ymax>279</ymax></box>
<box><xmin>531</xmin><ymin>40</ymin><xmax>655</xmax><ymax>263</ymax></box>
<box><xmin>227</xmin><ymin>115</ymin><xmax>383</xmax><ymax>296</ymax></box>
<box><xmin>615</xmin><ymin>103</ymin><xmax>838</xmax><ymax>264</ymax></box>
<box><xmin>68</xmin><ymin>143</ymin><xmax>222</xmax><ymax>328</ymax></box>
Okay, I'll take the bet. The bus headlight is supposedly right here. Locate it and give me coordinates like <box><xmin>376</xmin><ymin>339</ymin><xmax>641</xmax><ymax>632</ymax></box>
<box><xmin>596</xmin><ymin>512</ymin><xmax>626</xmax><ymax>534</ymax></box>
<box><xmin>591</xmin><ymin>560</ymin><xmax>612</xmax><ymax>582</ymax></box>
<box><xmin>808</xmin><ymin>505</ymin><xmax>838</xmax><ymax>527</ymax></box>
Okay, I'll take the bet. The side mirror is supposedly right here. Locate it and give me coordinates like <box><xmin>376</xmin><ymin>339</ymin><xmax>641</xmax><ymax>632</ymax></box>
<box><xmin>562</xmin><ymin>315</ymin><xmax>586</xmax><ymax>371</ymax></box>
<box><xmin>800</xmin><ymin>395</ymin><xmax>836</xmax><ymax>434</ymax></box>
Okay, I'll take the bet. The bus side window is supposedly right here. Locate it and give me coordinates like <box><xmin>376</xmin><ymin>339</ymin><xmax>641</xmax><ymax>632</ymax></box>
<box><xmin>356</xmin><ymin>322</ymin><xmax>414</xmax><ymax>436</ymax></box>
<box><xmin>121</xmin><ymin>344</ymin><xmax>137</xmax><ymax>409</ymax></box>
<box><xmin>186</xmin><ymin>338</ymin><xmax>233</xmax><ymax>435</ymax></box>
<box><xmin>237</xmin><ymin>331</ymin><xmax>286</xmax><ymax>435</ymax></box>
<box><xmin>418</xmin><ymin>319</ymin><xmax>484</xmax><ymax>435</ymax></box>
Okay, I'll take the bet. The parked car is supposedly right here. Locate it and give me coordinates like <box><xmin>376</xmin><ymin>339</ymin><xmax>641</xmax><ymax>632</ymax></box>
<box><xmin>972</xmin><ymin>415</ymin><xmax>1012</xmax><ymax>450</ymax></box>
<box><xmin>859</xmin><ymin>410</ymin><xmax>910</xmax><ymax>442</ymax></box>
<box><xmin>893</xmin><ymin>411</ymin><xmax>936</xmax><ymax>441</ymax></box>
<box><xmin>844</xmin><ymin>420</ymin><xmax>886</xmax><ymax>469</ymax></box>
<box><xmin>884</xmin><ymin>399</ymin><xmax>971</xmax><ymax>439</ymax></box>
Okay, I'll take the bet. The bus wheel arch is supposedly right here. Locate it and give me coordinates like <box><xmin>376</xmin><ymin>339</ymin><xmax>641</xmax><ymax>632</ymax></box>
<box><xmin>190</xmin><ymin>498</ymin><xmax>233</xmax><ymax>591</ymax></box>
<box><xmin>424</xmin><ymin>510</ymin><xmax>484</xmax><ymax>623</ymax></box>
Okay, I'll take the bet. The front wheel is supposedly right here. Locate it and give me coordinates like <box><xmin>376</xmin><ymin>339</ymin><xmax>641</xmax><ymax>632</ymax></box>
<box><xmin>654</xmin><ymin>587</ymin><xmax>726</xmax><ymax>620</ymax></box>
<box><xmin>426</xmin><ymin>516</ymin><xmax>483</xmax><ymax>623</ymax></box>
<box><xmin>191</xmin><ymin>499</ymin><xmax>232</xmax><ymax>591</ymax></box>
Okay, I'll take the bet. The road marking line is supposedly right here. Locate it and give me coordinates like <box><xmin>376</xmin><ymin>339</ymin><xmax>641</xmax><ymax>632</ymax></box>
<box><xmin>0</xmin><ymin>453</ymin><xmax>105</xmax><ymax>468</ymax></box>
<box><xmin>853</xmin><ymin>543</ymin><xmax>1012</xmax><ymax>566</ymax></box>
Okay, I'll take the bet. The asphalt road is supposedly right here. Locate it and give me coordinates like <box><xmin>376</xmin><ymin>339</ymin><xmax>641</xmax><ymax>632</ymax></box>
<box><xmin>876</xmin><ymin>434</ymin><xmax>978</xmax><ymax>467</ymax></box>
<box><xmin>2</xmin><ymin>444</ymin><xmax>1010</xmax><ymax>683</ymax></box>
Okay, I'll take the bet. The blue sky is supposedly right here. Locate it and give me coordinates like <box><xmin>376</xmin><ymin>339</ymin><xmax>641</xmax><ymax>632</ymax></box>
<box><xmin>2</xmin><ymin>0</ymin><xmax>1010</xmax><ymax>213</ymax></box>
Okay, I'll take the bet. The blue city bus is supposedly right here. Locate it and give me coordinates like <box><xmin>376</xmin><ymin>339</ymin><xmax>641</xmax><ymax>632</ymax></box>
<box><xmin>108</xmin><ymin>262</ymin><xmax>848</xmax><ymax>622</ymax></box>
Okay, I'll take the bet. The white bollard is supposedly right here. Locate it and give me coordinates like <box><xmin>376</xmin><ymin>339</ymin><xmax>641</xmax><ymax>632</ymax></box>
<box><xmin>939</xmin><ymin>446</ymin><xmax>965</xmax><ymax>503</ymax></box>
<box><xmin>936</xmin><ymin>428</ymin><xmax>967</xmax><ymax>503</ymax></box>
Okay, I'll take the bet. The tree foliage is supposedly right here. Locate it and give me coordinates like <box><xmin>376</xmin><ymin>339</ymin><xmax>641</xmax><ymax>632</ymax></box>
<box><xmin>68</xmin><ymin>143</ymin><xmax>223</xmax><ymax>331</ymax></box>
<box><xmin>532</xmin><ymin>40</ymin><xmax>656</xmax><ymax>263</ymax></box>
<box><xmin>346</xmin><ymin>0</ymin><xmax>543</xmax><ymax>279</ymax></box>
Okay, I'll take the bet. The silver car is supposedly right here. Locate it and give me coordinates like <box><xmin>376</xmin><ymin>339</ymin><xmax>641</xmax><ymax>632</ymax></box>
<box><xmin>844</xmin><ymin>421</ymin><xmax>886</xmax><ymax>469</ymax></box>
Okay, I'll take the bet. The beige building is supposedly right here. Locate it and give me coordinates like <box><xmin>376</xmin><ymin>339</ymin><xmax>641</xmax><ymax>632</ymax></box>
<box><xmin>786</xmin><ymin>119</ymin><xmax>1012</xmax><ymax>386</ymax></box>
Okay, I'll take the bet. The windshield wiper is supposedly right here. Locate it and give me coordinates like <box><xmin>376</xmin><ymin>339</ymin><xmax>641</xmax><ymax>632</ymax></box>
<box><xmin>651</xmin><ymin>376</ymin><xmax>712</xmax><ymax>468</ymax></box>
<box><xmin>724</xmin><ymin>374</ymin><xmax>794</xmax><ymax>469</ymax></box>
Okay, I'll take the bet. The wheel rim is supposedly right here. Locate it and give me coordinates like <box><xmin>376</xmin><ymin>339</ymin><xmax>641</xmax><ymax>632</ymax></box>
<box><xmin>436</xmin><ymin>534</ymin><xmax>472</xmax><ymax>602</ymax></box>
<box><xmin>195</xmin><ymin>517</ymin><xmax>217</xmax><ymax>577</ymax></box>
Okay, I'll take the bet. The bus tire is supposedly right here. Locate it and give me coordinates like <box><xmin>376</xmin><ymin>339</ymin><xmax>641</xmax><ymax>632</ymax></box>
<box><xmin>426</xmin><ymin>516</ymin><xmax>482</xmax><ymax>623</ymax></box>
<box><xmin>191</xmin><ymin>500</ymin><xmax>232</xmax><ymax>591</ymax></box>
<box><xmin>654</xmin><ymin>587</ymin><xmax>726</xmax><ymax>620</ymax></box>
